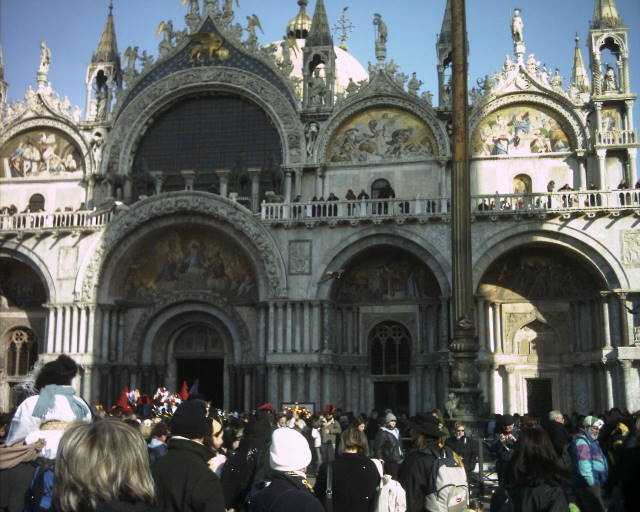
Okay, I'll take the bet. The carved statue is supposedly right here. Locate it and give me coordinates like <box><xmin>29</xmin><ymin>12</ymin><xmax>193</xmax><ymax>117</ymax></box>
<box><xmin>94</xmin><ymin>86</ymin><xmax>108</xmax><ymax>121</ymax></box>
<box><xmin>444</xmin><ymin>392</ymin><xmax>459</xmax><ymax>418</ymax></box>
<box><xmin>421</xmin><ymin>90</ymin><xmax>433</xmax><ymax>106</ymax></box>
<box><xmin>373</xmin><ymin>13</ymin><xmax>388</xmax><ymax>45</ymax></box>
<box><xmin>305</xmin><ymin>122</ymin><xmax>319</xmax><ymax>157</ymax></box>
<box><xmin>124</xmin><ymin>46</ymin><xmax>139</xmax><ymax>71</ymax></box>
<box><xmin>188</xmin><ymin>32</ymin><xmax>224</xmax><ymax>62</ymax></box>
<box><xmin>244</xmin><ymin>14</ymin><xmax>263</xmax><ymax>47</ymax></box>
<box><xmin>223</xmin><ymin>0</ymin><xmax>239</xmax><ymax>17</ymax></box>
<box><xmin>140</xmin><ymin>50</ymin><xmax>154</xmax><ymax>71</ymax></box>
<box><xmin>308</xmin><ymin>68</ymin><xmax>329</xmax><ymax>106</ymax></box>
<box><xmin>156</xmin><ymin>21</ymin><xmax>175</xmax><ymax>57</ymax></box>
<box><xmin>181</xmin><ymin>0</ymin><xmax>200</xmax><ymax>15</ymax></box>
<box><xmin>38</xmin><ymin>41</ymin><xmax>51</xmax><ymax>75</ymax></box>
<box><xmin>603</xmin><ymin>64</ymin><xmax>618</xmax><ymax>91</ymax></box>
<box><xmin>511</xmin><ymin>8</ymin><xmax>524</xmax><ymax>44</ymax></box>
<box><xmin>407</xmin><ymin>72</ymin><xmax>423</xmax><ymax>96</ymax></box>
<box><xmin>91</xmin><ymin>132</ymin><xmax>104</xmax><ymax>167</ymax></box>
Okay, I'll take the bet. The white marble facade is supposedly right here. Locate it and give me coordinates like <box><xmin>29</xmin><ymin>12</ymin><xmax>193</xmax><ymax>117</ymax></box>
<box><xmin>0</xmin><ymin>1</ymin><xmax>639</xmax><ymax>416</ymax></box>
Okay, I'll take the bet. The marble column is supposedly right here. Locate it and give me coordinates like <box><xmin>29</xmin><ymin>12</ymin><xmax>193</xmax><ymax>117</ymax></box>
<box><xmin>244</xmin><ymin>370</ymin><xmax>252</xmax><ymax>412</ymax></box>
<box><xmin>78</xmin><ymin>306</ymin><xmax>88</xmax><ymax>354</ymax></box>
<box><xmin>600</xmin><ymin>292</ymin><xmax>613</xmax><ymax>348</ymax></box>
<box><xmin>322</xmin><ymin>366</ymin><xmax>332</xmax><ymax>407</ymax></box>
<box><xmin>504</xmin><ymin>365</ymin><xmax>516</xmax><ymax>414</ymax></box>
<box><xmin>297</xmin><ymin>366</ymin><xmax>306</xmax><ymax>400</ymax></box>
<box><xmin>616</xmin><ymin>292</ymin><xmax>631</xmax><ymax>347</ymax></box>
<box><xmin>63</xmin><ymin>306</ymin><xmax>72</xmax><ymax>353</ymax></box>
<box><xmin>283</xmin><ymin>169</ymin><xmax>293</xmax><ymax>203</ymax></box>
<box><xmin>315</xmin><ymin>167</ymin><xmax>325</xmax><ymax>198</ymax></box>
<box><xmin>247</xmin><ymin>167</ymin><xmax>261</xmax><ymax>212</ymax></box>
<box><xmin>267</xmin><ymin>366</ymin><xmax>278</xmax><ymax>404</ymax></box>
<box><xmin>180</xmin><ymin>169</ymin><xmax>198</xmax><ymax>191</ymax></box>
<box><xmin>322</xmin><ymin>303</ymin><xmax>332</xmax><ymax>354</ymax></box>
<box><xmin>576</xmin><ymin>151</ymin><xmax>587</xmax><ymax>190</ymax></box>
<box><xmin>439</xmin><ymin>362</ymin><xmax>450</xmax><ymax>409</ymax></box>
<box><xmin>493</xmin><ymin>302</ymin><xmax>503</xmax><ymax>353</ymax></box>
<box><xmin>476</xmin><ymin>295</ymin><xmax>487</xmax><ymax>354</ymax></box>
<box><xmin>438</xmin><ymin>297</ymin><xmax>449</xmax><ymax>350</ymax></box>
<box><xmin>55</xmin><ymin>306</ymin><xmax>64</xmax><ymax>353</ymax></box>
<box><xmin>215</xmin><ymin>169</ymin><xmax>231</xmax><ymax>197</ymax></box>
<box><xmin>87</xmin><ymin>306</ymin><xmax>96</xmax><ymax>355</ymax></box>
<box><xmin>628</xmin><ymin>148</ymin><xmax>637</xmax><ymax>188</ymax></box>
<box><xmin>602</xmin><ymin>361</ymin><xmax>614</xmax><ymax>410</ymax></box>
<box><xmin>46</xmin><ymin>306</ymin><xmax>55</xmax><ymax>353</ymax></box>
<box><xmin>267</xmin><ymin>302</ymin><xmax>275</xmax><ymax>353</ymax></box>
<box><xmin>303</xmin><ymin>303</ymin><xmax>311</xmax><ymax>353</ymax></box>
<box><xmin>492</xmin><ymin>365</ymin><xmax>503</xmax><ymax>414</ymax></box>
<box><xmin>284</xmin><ymin>302</ymin><xmax>293</xmax><ymax>353</ymax></box>
<box><xmin>597</xmin><ymin>149</ymin><xmax>607</xmax><ymax>190</ymax></box>
<box><xmin>620</xmin><ymin>360</ymin><xmax>637</xmax><ymax>412</ymax></box>
<box><xmin>309</xmin><ymin>366</ymin><xmax>320</xmax><ymax>406</ymax></box>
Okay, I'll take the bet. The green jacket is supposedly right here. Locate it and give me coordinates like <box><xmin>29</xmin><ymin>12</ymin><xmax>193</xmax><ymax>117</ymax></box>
<box><xmin>152</xmin><ymin>438</ymin><xmax>225</xmax><ymax>512</ymax></box>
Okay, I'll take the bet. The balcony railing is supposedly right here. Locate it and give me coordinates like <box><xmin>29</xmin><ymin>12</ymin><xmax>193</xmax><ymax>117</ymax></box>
<box><xmin>261</xmin><ymin>197</ymin><xmax>449</xmax><ymax>222</ymax></box>
<box><xmin>595</xmin><ymin>129</ymin><xmax>637</xmax><ymax>146</ymax></box>
<box><xmin>0</xmin><ymin>210</ymin><xmax>115</xmax><ymax>232</ymax></box>
<box><xmin>472</xmin><ymin>189</ymin><xmax>640</xmax><ymax>215</ymax></box>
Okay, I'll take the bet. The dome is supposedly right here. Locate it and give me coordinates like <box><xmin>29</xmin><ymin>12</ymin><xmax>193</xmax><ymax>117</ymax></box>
<box><xmin>272</xmin><ymin>39</ymin><xmax>369</xmax><ymax>98</ymax></box>
<box><xmin>287</xmin><ymin>0</ymin><xmax>312</xmax><ymax>39</ymax></box>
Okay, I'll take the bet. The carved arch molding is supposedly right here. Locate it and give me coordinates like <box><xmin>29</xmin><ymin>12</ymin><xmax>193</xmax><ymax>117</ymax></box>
<box><xmin>469</xmin><ymin>92</ymin><xmax>588</xmax><ymax>151</ymax></box>
<box><xmin>0</xmin><ymin>118</ymin><xmax>92</xmax><ymax>175</ymax></box>
<box><xmin>317</xmin><ymin>95</ymin><xmax>450</xmax><ymax>161</ymax></box>
<box><xmin>106</xmin><ymin>67</ymin><xmax>304</xmax><ymax>177</ymax></box>
<box><xmin>78</xmin><ymin>192</ymin><xmax>287</xmax><ymax>301</ymax></box>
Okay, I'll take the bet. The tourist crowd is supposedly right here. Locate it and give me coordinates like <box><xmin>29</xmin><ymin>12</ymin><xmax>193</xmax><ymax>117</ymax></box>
<box><xmin>0</xmin><ymin>355</ymin><xmax>639</xmax><ymax>512</ymax></box>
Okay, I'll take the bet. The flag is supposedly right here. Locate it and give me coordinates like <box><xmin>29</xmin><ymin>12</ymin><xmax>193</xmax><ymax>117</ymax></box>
<box><xmin>179</xmin><ymin>380</ymin><xmax>189</xmax><ymax>401</ymax></box>
<box><xmin>189</xmin><ymin>378</ymin><xmax>199</xmax><ymax>395</ymax></box>
<box><xmin>116</xmin><ymin>386</ymin><xmax>130</xmax><ymax>409</ymax></box>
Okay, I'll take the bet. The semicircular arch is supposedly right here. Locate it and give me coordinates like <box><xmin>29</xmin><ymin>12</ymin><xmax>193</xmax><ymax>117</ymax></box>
<box><xmin>318</xmin><ymin>95</ymin><xmax>450</xmax><ymax>163</ymax></box>
<box><xmin>311</xmin><ymin>228</ymin><xmax>452</xmax><ymax>300</ymax></box>
<box><xmin>469</xmin><ymin>92</ymin><xmax>588</xmax><ymax>153</ymax></box>
<box><xmin>0</xmin><ymin>244</ymin><xmax>56</xmax><ymax>303</ymax></box>
<box><xmin>106</xmin><ymin>67</ymin><xmax>304</xmax><ymax>177</ymax></box>
<box><xmin>473</xmin><ymin>224</ymin><xmax>627</xmax><ymax>292</ymax></box>
<box><xmin>75</xmin><ymin>191</ymin><xmax>287</xmax><ymax>302</ymax></box>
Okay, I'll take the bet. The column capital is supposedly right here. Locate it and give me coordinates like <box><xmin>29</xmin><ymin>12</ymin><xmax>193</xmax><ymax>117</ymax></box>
<box><xmin>504</xmin><ymin>364</ymin><xmax>516</xmax><ymax>374</ymax></box>
<box><xmin>627</xmin><ymin>148</ymin><xmax>637</xmax><ymax>158</ymax></box>
<box><xmin>215</xmin><ymin>168</ymin><xmax>231</xmax><ymax>180</ymax></box>
<box><xmin>247</xmin><ymin>167</ymin><xmax>262</xmax><ymax>178</ymax></box>
<box><xmin>619</xmin><ymin>359</ymin><xmax>634</xmax><ymax>371</ymax></box>
<box><xmin>596</xmin><ymin>148</ymin><xmax>607</xmax><ymax>158</ymax></box>
<box><xmin>575</xmin><ymin>149</ymin><xmax>586</xmax><ymax>159</ymax></box>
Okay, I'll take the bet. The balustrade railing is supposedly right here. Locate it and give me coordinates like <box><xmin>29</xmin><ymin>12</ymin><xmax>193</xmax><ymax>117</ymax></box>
<box><xmin>261</xmin><ymin>197</ymin><xmax>449</xmax><ymax>221</ymax></box>
<box><xmin>472</xmin><ymin>189</ymin><xmax>640</xmax><ymax>214</ymax></box>
<box><xmin>0</xmin><ymin>210</ymin><xmax>114</xmax><ymax>231</ymax></box>
<box><xmin>595</xmin><ymin>129</ymin><xmax>637</xmax><ymax>146</ymax></box>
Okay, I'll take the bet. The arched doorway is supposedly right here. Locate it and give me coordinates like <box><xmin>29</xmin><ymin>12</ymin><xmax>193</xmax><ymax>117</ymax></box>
<box><xmin>369</xmin><ymin>321</ymin><xmax>411</xmax><ymax>415</ymax></box>
<box><xmin>172</xmin><ymin>323</ymin><xmax>227</xmax><ymax>407</ymax></box>
<box><xmin>478</xmin><ymin>243</ymin><xmax>607</xmax><ymax>416</ymax></box>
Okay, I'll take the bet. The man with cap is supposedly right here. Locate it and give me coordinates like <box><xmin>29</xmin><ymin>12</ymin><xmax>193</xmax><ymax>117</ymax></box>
<box><xmin>489</xmin><ymin>413</ymin><xmax>518</xmax><ymax>485</ymax></box>
<box><xmin>398</xmin><ymin>412</ymin><xmax>462</xmax><ymax>512</ymax></box>
<box><xmin>373</xmin><ymin>411</ymin><xmax>404</xmax><ymax>479</ymax></box>
<box><xmin>319</xmin><ymin>405</ymin><xmax>341</xmax><ymax>464</ymax></box>
<box><xmin>570</xmin><ymin>415</ymin><xmax>609</xmax><ymax>512</ymax></box>
<box><xmin>247</xmin><ymin>428</ymin><xmax>323</xmax><ymax>511</ymax></box>
<box><xmin>152</xmin><ymin>400</ymin><xmax>225</xmax><ymax>512</ymax></box>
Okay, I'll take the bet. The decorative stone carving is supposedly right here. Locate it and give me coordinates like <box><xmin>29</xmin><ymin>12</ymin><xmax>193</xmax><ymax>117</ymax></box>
<box><xmin>78</xmin><ymin>192</ymin><xmax>287</xmax><ymax>302</ymax></box>
<box><xmin>288</xmin><ymin>240</ymin><xmax>312</xmax><ymax>275</ymax></box>
<box><xmin>57</xmin><ymin>246</ymin><xmax>78</xmax><ymax>280</ymax></box>
<box><xmin>2</xmin><ymin>85</ymin><xmax>81</xmax><ymax>125</ymax></box>
<box><xmin>107</xmin><ymin>67</ymin><xmax>303</xmax><ymax>180</ymax></box>
<box><xmin>318</xmin><ymin>87</ymin><xmax>450</xmax><ymax>162</ymax></box>
<box><xmin>622</xmin><ymin>230</ymin><xmax>640</xmax><ymax>265</ymax></box>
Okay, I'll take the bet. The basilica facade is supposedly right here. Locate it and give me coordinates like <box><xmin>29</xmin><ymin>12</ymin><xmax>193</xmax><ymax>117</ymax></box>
<box><xmin>0</xmin><ymin>0</ymin><xmax>638</xmax><ymax>417</ymax></box>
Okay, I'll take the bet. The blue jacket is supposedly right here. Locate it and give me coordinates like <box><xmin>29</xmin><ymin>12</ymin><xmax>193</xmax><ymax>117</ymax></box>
<box><xmin>570</xmin><ymin>430</ymin><xmax>609</xmax><ymax>487</ymax></box>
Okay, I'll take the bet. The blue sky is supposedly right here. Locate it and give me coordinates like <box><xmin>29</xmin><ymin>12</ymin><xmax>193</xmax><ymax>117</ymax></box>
<box><xmin>1</xmin><ymin>0</ymin><xmax>639</xmax><ymax>121</ymax></box>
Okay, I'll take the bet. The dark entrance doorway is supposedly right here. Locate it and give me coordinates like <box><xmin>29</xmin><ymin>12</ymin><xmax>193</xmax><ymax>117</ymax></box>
<box><xmin>374</xmin><ymin>381</ymin><xmax>409</xmax><ymax>416</ymax></box>
<box><xmin>526</xmin><ymin>378</ymin><xmax>552</xmax><ymax>419</ymax></box>
<box><xmin>177</xmin><ymin>358</ymin><xmax>224</xmax><ymax>407</ymax></box>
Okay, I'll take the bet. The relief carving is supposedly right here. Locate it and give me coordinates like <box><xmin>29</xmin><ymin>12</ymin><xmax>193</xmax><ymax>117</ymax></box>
<box><xmin>622</xmin><ymin>230</ymin><xmax>640</xmax><ymax>265</ymax></box>
<box><xmin>288</xmin><ymin>240</ymin><xmax>311</xmax><ymax>276</ymax></box>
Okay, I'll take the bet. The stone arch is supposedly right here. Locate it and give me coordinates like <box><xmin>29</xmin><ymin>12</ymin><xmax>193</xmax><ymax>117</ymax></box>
<box><xmin>76</xmin><ymin>191</ymin><xmax>287</xmax><ymax>302</ymax></box>
<box><xmin>106</xmin><ymin>67</ymin><xmax>304</xmax><ymax>178</ymax></box>
<box><xmin>0</xmin><ymin>245</ymin><xmax>56</xmax><ymax>303</ymax></box>
<box><xmin>473</xmin><ymin>223</ymin><xmax>626</xmax><ymax>292</ymax></box>
<box><xmin>469</xmin><ymin>92</ymin><xmax>588</xmax><ymax>152</ymax></box>
<box><xmin>138</xmin><ymin>297</ymin><xmax>249</xmax><ymax>366</ymax></box>
<box><xmin>594</xmin><ymin>34</ymin><xmax>627</xmax><ymax>55</ymax></box>
<box><xmin>318</xmin><ymin>95</ymin><xmax>450</xmax><ymax>162</ymax></box>
<box><xmin>0</xmin><ymin>118</ymin><xmax>92</xmax><ymax>175</ymax></box>
<box><xmin>312</xmin><ymin>228</ymin><xmax>451</xmax><ymax>300</ymax></box>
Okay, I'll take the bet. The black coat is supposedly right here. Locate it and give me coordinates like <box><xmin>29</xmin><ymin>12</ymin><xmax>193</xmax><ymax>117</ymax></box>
<box><xmin>398</xmin><ymin>442</ymin><xmax>446</xmax><ymax>512</ymax></box>
<box><xmin>543</xmin><ymin>421</ymin><xmax>570</xmax><ymax>458</ymax></box>
<box><xmin>444</xmin><ymin>435</ymin><xmax>477</xmax><ymax>474</ymax></box>
<box><xmin>247</xmin><ymin>471</ymin><xmax>323</xmax><ymax>512</ymax></box>
<box><xmin>314</xmin><ymin>453</ymin><xmax>381</xmax><ymax>512</ymax></box>
<box><xmin>92</xmin><ymin>502</ymin><xmax>167</xmax><ymax>512</ymax></box>
<box><xmin>373</xmin><ymin>429</ymin><xmax>403</xmax><ymax>463</ymax></box>
<box><xmin>152</xmin><ymin>438</ymin><xmax>225</xmax><ymax>512</ymax></box>
<box><xmin>490</xmin><ymin>484</ymin><xmax>569</xmax><ymax>512</ymax></box>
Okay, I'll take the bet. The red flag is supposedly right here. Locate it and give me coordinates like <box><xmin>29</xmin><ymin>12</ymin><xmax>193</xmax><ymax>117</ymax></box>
<box><xmin>179</xmin><ymin>380</ymin><xmax>189</xmax><ymax>401</ymax></box>
<box><xmin>116</xmin><ymin>386</ymin><xmax>130</xmax><ymax>409</ymax></box>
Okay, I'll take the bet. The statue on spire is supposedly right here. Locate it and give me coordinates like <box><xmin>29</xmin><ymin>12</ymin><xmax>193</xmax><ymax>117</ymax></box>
<box><xmin>38</xmin><ymin>41</ymin><xmax>52</xmax><ymax>76</ymax></box>
<box><xmin>511</xmin><ymin>8</ymin><xmax>524</xmax><ymax>44</ymax></box>
<box><xmin>373</xmin><ymin>13</ymin><xmax>388</xmax><ymax>63</ymax></box>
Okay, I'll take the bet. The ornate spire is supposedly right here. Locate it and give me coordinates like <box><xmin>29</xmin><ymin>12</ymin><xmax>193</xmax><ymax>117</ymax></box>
<box><xmin>571</xmin><ymin>35</ymin><xmax>590</xmax><ymax>93</ymax></box>
<box><xmin>592</xmin><ymin>0</ymin><xmax>623</xmax><ymax>29</ymax></box>
<box><xmin>438</xmin><ymin>0</ymin><xmax>452</xmax><ymax>49</ymax></box>
<box><xmin>92</xmin><ymin>1</ymin><xmax>119</xmax><ymax>63</ymax></box>
<box><xmin>306</xmin><ymin>0</ymin><xmax>333</xmax><ymax>47</ymax></box>
<box><xmin>0</xmin><ymin>45</ymin><xmax>4</xmax><ymax>81</ymax></box>
<box><xmin>288</xmin><ymin>0</ymin><xmax>312</xmax><ymax>40</ymax></box>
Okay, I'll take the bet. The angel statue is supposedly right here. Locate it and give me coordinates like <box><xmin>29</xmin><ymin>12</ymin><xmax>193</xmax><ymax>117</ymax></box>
<box><xmin>181</xmin><ymin>0</ymin><xmax>200</xmax><ymax>16</ymax></box>
<box><xmin>156</xmin><ymin>20</ymin><xmax>175</xmax><ymax>56</ymax></box>
<box><xmin>123</xmin><ymin>46</ymin><xmax>139</xmax><ymax>72</ymax></box>
<box><xmin>511</xmin><ymin>8</ymin><xmax>524</xmax><ymax>45</ymax></box>
<box><xmin>38</xmin><ymin>41</ymin><xmax>51</xmax><ymax>75</ymax></box>
<box><xmin>373</xmin><ymin>13</ymin><xmax>388</xmax><ymax>45</ymax></box>
<box><xmin>243</xmin><ymin>14</ymin><xmax>262</xmax><ymax>50</ymax></box>
<box><xmin>223</xmin><ymin>0</ymin><xmax>239</xmax><ymax>18</ymax></box>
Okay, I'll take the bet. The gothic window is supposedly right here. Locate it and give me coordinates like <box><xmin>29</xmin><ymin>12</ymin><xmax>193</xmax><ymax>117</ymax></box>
<box><xmin>5</xmin><ymin>328</ymin><xmax>37</xmax><ymax>376</ymax></box>
<box><xmin>369</xmin><ymin>321</ymin><xmax>411</xmax><ymax>375</ymax></box>
<box><xmin>28</xmin><ymin>194</ymin><xmax>45</xmax><ymax>212</ymax></box>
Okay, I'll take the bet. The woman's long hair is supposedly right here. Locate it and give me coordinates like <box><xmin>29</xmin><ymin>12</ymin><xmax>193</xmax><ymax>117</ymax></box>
<box><xmin>54</xmin><ymin>419</ymin><xmax>156</xmax><ymax>511</ymax></box>
<box><xmin>503</xmin><ymin>426</ymin><xmax>569</xmax><ymax>488</ymax></box>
